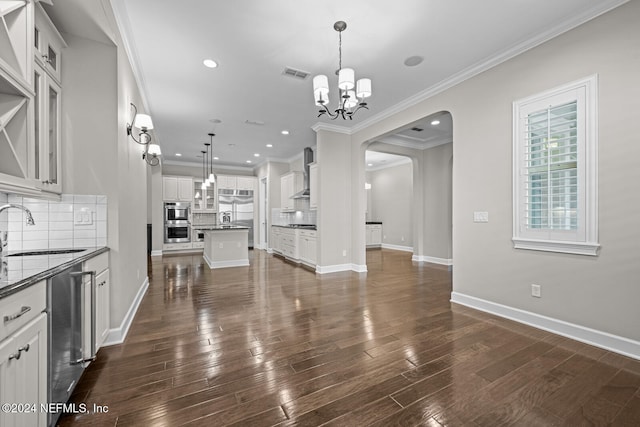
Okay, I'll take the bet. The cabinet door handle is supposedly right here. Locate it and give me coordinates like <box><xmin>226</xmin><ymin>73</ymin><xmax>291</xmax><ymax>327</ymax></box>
<box><xmin>8</xmin><ymin>344</ymin><xmax>29</xmax><ymax>361</ymax></box>
<box><xmin>3</xmin><ymin>306</ymin><xmax>31</xmax><ymax>323</ymax></box>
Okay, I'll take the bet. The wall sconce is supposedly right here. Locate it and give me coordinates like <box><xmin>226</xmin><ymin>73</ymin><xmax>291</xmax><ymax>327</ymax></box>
<box><xmin>126</xmin><ymin>102</ymin><xmax>154</xmax><ymax>145</ymax></box>
<box><xmin>142</xmin><ymin>143</ymin><xmax>162</xmax><ymax>166</ymax></box>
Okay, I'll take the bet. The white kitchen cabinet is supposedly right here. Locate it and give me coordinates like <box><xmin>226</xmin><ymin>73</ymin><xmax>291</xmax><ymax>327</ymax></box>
<box><xmin>271</xmin><ymin>226</ymin><xmax>282</xmax><ymax>254</ymax></box>
<box><xmin>280</xmin><ymin>171</ymin><xmax>303</xmax><ymax>212</ymax></box>
<box><xmin>279</xmin><ymin>227</ymin><xmax>297</xmax><ymax>259</ymax></box>
<box><xmin>83</xmin><ymin>252</ymin><xmax>109</xmax><ymax>351</ymax></box>
<box><xmin>236</xmin><ymin>176</ymin><xmax>255</xmax><ymax>191</ymax></box>
<box><xmin>217</xmin><ymin>175</ymin><xmax>236</xmax><ymax>190</ymax></box>
<box><xmin>193</xmin><ymin>179</ymin><xmax>216</xmax><ymax>211</ymax></box>
<box><xmin>95</xmin><ymin>269</ymin><xmax>110</xmax><ymax>349</ymax></box>
<box><xmin>0</xmin><ymin>0</ymin><xmax>37</xmax><ymax>194</ymax></box>
<box><xmin>298</xmin><ymin>229</ymin><xmax>317</xmax><ymax>266</ymax></box>
<box><xmin>34</xmin><ymin>64</ymin><xmax>62</xmax><ymax>193</ymax></box>
<box><xmin>34</xmin><ymin>3</ymin><xmax>65</xmax><ymax>85</ymax></box>
<box><xmin>0</xmin><ymin>314</ymin><xmax>47</xmax><ymax>427</ymax></box>
<box><xmin>0</xmin><ymin>279</ymin><xmax>48</xmax><ymax>427</ymax></box>
<box><xmin>163</xmin><ymin>176</ymin><xmax>193</xmax><ymax>201</ymax></box>
<box><xmin>309</xmin><ymin>163</ymin><xmax>318</xmax><ymax>210</ymax></box>
<box><xmin>366</xmin><ymin>224</ymin><xmax>382</xmax><ymax>247</ymax></box>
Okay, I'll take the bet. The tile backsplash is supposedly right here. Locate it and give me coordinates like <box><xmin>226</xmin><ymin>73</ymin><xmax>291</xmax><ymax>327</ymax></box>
<box><xmin>1</xmin><ymin>193</ymin><xmax>107</xmax><ymax>251</ymax></box>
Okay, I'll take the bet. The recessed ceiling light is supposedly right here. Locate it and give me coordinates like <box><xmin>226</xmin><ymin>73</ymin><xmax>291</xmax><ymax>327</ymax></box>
<box><xmin>254</xmin><ymin>153</ymin><xmax>260</xmax><ymax>157</ymax></box>
<box><xmin>209</xmin><ymin>118</ymin><xmax>222</xmax><ymax>124</ymax></box>
<box><xmin>213</xmin><ymin>156</ymin><xmax>219</xmax><ymax>160</ymax></box>
<box><xmin>203</xmin><ymin>59</ymin><xmax>218</xmax><ymax>68</ymax></box>
<box><xmin>404</xmin><ymin>55</ymin><xmax>424</xmax><ymax>67</ymax></box>
<box><xmin>246</xmin><ymin>160</ymin><xmax>252</xmax><ymax>164</ymax></box>
<box><xmin>266</xmin><ymin>144</ymin><xmax>273</xmax><ymax>148</ymax></box>
<box><xmin>368</xmin><ymin>163</ymin><xmax>373</xmax><ymax>166</ymax></box>
<box><xmin>281</xmin><ymin>130</ymin><xmax>289</xmax><ymax>135</ymax></box>
<box><xmin>431</xmin><ymin>119</ymin><xmax>440</xmax><ymax>126</ymax></box>
<box><xmin>175</xmin><ymin>153</ymin><xmax>182</xmax><ymax>157</ymax></box>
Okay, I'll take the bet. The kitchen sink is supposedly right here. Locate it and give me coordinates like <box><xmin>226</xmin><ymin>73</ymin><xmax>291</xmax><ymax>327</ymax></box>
<box><xmin>4</xmin><ymin>249</ymin><xmax>86</xmax><ymax>257</ymax></box>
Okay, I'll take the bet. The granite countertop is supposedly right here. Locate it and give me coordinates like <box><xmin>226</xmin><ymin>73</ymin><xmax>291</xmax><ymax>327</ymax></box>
<box><xmin>0</xmin><ymin>247</ymin><xmax>109</xmax><ymax>299</ymax></box>
<box><xmin>200</xmin><ymin>225</ymin><xmax>249</xmax><ymax>231</ymax></box>
<box><xmin>366</xmin><ymin>221</ymin><xmax>383</xmax><ymax>225</ymax></box>
<box><xmin>272</xmin><ymin>224</ymin><xmax>317</xmax><ymax>230</ymax></box>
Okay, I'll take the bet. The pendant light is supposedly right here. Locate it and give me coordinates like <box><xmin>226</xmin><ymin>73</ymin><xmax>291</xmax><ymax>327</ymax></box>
<box><xmin>204</xmin><ymin>142</ymin><xmax>211</xmax><ymax>187</ymax></box>
<box><xmin>207</xmin><ymin>133</ymin><xmax>216</xmax><ymax>185</ymax></box>
<box><xmin>200</xmin><ymin>150</ymin><xmax>207</xmax><ymax>190</ymax></box>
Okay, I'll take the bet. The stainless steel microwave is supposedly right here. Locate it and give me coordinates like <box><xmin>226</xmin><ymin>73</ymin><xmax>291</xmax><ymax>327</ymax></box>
<box><xmin>164</xmin><ymin>202</ymin><xmax>190</xmax><ymax>222</ymax></box>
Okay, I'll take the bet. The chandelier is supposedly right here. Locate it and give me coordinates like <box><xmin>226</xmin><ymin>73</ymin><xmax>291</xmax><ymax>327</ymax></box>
<box><xmin>313</xmin><ymin>21</ymin><xmax>371</xmax><ymax>120</ymax></box>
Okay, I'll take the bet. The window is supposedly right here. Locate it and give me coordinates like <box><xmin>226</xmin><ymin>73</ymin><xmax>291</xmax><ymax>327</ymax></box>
<box><xmin>513</xmin><ymin>75</ymin><xmax>599</xmax><ymax>255</ymax></box>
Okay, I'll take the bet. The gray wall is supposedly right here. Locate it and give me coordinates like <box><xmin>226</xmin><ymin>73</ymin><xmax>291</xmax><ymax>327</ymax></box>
<box><xmin>368</xmin><ymin>161</ymin><xmax>413</xmax><ymax>247</ymax></box>
<box><xmin>347</xmin><ymin>2</ymin><xmax>640</xmax><ymax>343</ymax></box>
<box><xmin>59</xmin><ymin>6</ymin><xmax>149</xmax><ymax>334</ymax></box>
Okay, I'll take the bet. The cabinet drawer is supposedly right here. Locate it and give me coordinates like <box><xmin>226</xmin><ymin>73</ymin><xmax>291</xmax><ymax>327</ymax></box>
<box><xmin>299</xmin><ymin>230</ymin><xmax>317</xmax><ymax>238</ymax></box>
<box><xmin>0</xmin><ymin>281</ymin><xmax>46</xmax><ymax>341</ymax></box>
<box><xmin>84</xmin><ymin>252</ymin><xmax>109</xmax><ymax>274</ymax></box>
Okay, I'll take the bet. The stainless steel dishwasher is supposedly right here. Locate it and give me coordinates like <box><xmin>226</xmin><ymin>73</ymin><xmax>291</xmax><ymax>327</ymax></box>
<box><xmin>47</xmin><ymin>263</ymin><xmax>97</xmax><ymax>426</ymax></box>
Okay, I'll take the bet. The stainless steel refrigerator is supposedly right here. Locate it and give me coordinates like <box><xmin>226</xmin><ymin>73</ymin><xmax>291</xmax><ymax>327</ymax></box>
<box><xmin>218</xmin><ymin>189</ymin><xmax>254</xmax><ymax>248</ymax></box>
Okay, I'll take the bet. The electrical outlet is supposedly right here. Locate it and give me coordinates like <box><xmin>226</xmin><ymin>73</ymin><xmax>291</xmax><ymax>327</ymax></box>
<box><xmin>401</xmin><ymin>236</ymin><xmax>405</xmax><ymax>242</ymax></box>
<box><xmin>342</xmin><ymin>249</ymin><xmax>347</xmax><ymax>257</ymax></box>
<box><xmin>531</xmin><ymin>284</ymin><xmax>541</xmax><ymax>298</ymax></box>
<box><xmin>473</xmin><ymin>211</ymin><xmax>489</xmax><ymax>222</ymax></box>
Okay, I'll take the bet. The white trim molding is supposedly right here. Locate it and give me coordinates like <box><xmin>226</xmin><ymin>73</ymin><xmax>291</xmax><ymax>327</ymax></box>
<box><xmin>315</xmin><ymin>263</ymin><xmax>353</xmax><ymax>274</ymax></box>
<box><xmin>103</xmin><ymin>276</ymin><xmax>149</xmax><ymax>346</ymax></box>
<box><xmin>351</xmin><ymin>264</ymin><xmax>368</xmax><ymax>273</ymax></box>
<box><xmin>381</xmin><ymin>243</ymin><xmax>413</xmax><ymax>252</ymax></box>
<box><xmin>412</xmin><ymin>255</ymin><xmax>453</xmax><ymax>266</ymax></box>
<box><xmin>150</xmin><ymin>249</ymin><xmax>162</xmax><ymax>257</ymax></box>
<box><xmin>451</xmin><ymin>292</ymin><xmax>640</xmax><ymax>360</ymax></box>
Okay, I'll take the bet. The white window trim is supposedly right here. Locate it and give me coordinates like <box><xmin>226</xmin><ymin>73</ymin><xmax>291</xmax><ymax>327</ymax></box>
<box><xmin>512</xmin><ymin>75</ymin><xmax>599</xmax><ymax>256</ymax></box>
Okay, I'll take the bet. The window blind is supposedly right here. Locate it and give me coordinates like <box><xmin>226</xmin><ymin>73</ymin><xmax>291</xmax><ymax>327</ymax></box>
<box><xmin>524</xmin><ymin>101</ymin><xmax>578</xmax><ymax>230</ymax></box>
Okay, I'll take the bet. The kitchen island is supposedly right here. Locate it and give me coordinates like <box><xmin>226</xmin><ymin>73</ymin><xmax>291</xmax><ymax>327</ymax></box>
<box><xmin>202</xmin><ymin>226</ymin><xmax>250</xmax><ymax>269</ymax></box>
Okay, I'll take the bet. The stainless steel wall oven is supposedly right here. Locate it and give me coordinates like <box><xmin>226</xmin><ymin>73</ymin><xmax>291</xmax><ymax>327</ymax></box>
<box><xmin>164</xmin><ymin>202</ymin><xmax>191</xmax><ymax>243</ymax></box>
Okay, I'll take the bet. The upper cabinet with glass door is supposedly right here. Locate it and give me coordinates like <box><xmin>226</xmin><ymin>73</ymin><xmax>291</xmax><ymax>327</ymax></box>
<box><xmin>193</xmin><ymin>179</ymin><xmax>216</xmax><ymax>212</ymax></box>
<box><xmin>33</xmin><ymin>4</ymin><xmax>64</xmax><ymax>193</ymax></box>
<box><xmin>34</xmin><ymin>4</ymin><xmax>64</xmax><ymax>85</ymax></box>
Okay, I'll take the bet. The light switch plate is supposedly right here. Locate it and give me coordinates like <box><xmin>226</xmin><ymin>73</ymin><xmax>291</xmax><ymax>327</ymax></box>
<box><xmin>473</xmin><ymin>211</ymin><xmax>489</xmax><ymax>222</ymax></box>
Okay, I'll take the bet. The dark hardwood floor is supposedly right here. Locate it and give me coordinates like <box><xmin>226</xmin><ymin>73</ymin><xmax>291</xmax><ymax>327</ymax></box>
<box><xmin>59</xmin><ymin>249</ymin><xmax>640</xmax><ymax>426</ymax></box>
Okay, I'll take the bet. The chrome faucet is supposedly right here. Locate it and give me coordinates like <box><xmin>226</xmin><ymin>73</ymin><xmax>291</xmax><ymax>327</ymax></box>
<box><xmin>0</xmin><ymin>204</ymin><xmax>36</xmax><ymax>254</ymax></box>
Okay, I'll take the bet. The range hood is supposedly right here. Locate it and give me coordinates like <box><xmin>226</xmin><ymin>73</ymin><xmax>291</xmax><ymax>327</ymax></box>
<box><xmin>291</xmin><ymin>147</ymin><xmax>314</xmax><ymax>199</ymax></box>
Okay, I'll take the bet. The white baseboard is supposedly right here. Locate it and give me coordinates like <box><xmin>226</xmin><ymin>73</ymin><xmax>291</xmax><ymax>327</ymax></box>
<box><xmin>150</xmin><ymin>250</ymin><xmax>162</xmax><ymax>257</ymax></box>
<box><xmin>203</xmin><ymin>253</ymin><xmax>250</xmax><ymax>269</ymax></box>
<box><xmin>266</xmin><ymin>248</ymin><xmax>274</xmax><ymax>254</ymax></box>
<box><xmin>351</xmin><ymin>263</ymin><xmax>368</xmax><ymax>273</ymax></box>
<box><xmin>412</xmin><ymin>255</ymin><xmax>453</xmax><ymax>266</ymax></box>
<box><xmin>315</xmin><ymin>263</ymin><xmax>352</xmax><ymax>274</ymax></box>
<box><xmin>381</xmin><ymin>243</ymin><xmax>413</xmax><ymax>252</ymax></box>
<box><xmin>315</xmin><ymin>263</ymin><xmax>368</xmax><ymax>274</ymax></box>
<box><xmin>103</xmin><ymin>276</ymin><xmax>149</xmax><ymax>346</ymax></box>
<box><xmin>451</xmin><ymin>291</ymin><xmax>640</xmax><ymax>360</ymax></box>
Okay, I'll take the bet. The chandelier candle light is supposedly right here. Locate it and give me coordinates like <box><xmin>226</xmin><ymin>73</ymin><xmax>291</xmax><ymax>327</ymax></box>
<box><xmin>313</xmin><ymin>21</ymin><xmax>371</xmax><ymax>120</ymax></box>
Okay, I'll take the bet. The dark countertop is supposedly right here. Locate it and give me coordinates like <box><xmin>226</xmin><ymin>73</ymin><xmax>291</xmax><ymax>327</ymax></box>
<box><xmin>366</xmin><ymin>221</ymin><xmax>383</xmax><ymax>225</ymax></box>
<box><xmin>201</xmin><ymin>225</ymin><xmax>249</xmax><ymax>231</ymax></box>
<box><xmin>272</xmin><ymin>224</ymin><xmax>317</xmax><ymax>230</ymax></box>
<box><xmin>0</xmin><ymin>247</ymin><xmax>109</xmax><ymax>299</ymax></box>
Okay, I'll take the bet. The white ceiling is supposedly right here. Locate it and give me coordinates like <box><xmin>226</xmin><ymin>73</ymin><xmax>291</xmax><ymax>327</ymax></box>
<box><xmin>107</xmin><ymin>0</ymin><xmax>624</xmax><ymax>169</ymax></box>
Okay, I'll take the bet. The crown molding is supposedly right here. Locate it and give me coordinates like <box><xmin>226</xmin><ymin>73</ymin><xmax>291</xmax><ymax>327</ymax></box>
<box><xmin>162</xmin><ymin>159</ymin><xmax>254</xmax><ymax>173</ymax></box>
<box><xmin>350</xmin><ymin>0</ymin><xmax>628</xmax><ymax>135</ymax></box>
<box><xmin>311</xmin><ymin>122</ymin><xmax>352</xmax><ymax>134</ymax></box>
<box><xmin>376</xmin><ymin>135</ymin><xmax>453</xmax><ymax>151</ymax></box>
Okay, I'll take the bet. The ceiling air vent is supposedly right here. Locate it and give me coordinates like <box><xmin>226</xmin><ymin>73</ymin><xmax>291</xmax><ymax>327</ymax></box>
<box><xmin>282</xmin><ymin>67</ymin><xmax>310</xmax><ymax>80</ymax></box>
<box><xmin>411</xmin><ymin>127</ymin><xmax>424</xmax><ymax>132</ymax></box>
<box><xmin>244</xmin><ymin>119</ymin><xmax>265</xmax><ymax>126</ymax></box>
